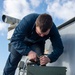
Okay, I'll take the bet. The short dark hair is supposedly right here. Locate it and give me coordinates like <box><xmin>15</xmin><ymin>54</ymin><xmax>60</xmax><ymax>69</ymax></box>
<box><xmin>35</xmin><ymin>13</ymin><xmax>53</xmax><ymax>32</ymax></box>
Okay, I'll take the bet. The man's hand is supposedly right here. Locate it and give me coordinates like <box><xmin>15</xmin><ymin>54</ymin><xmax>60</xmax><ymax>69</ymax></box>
<box><xmin>40</xmin><ymin>55</ymin><xmax>50</xmax><ymax>66</ymax></box>
<box><xmin>28</xmin><ymin>51</ymin><xmax>37</xmax><ymax>62</ymax></box>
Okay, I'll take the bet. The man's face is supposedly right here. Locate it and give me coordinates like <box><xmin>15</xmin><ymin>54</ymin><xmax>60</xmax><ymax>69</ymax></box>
<box><xmin>36</xmin><ymin>26</ymin><xmax>50</xmax><ymax>37</ymax></box>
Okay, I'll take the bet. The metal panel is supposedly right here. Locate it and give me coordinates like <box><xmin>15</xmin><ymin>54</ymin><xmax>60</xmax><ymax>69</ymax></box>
<box><xmin>7</xmin><ymin>29</ymin><xmax>15</xmax><ymax>40</ymax></box>
<box><xmin>27</xmin><ymin>66</ymin><xmax>66</xmax><ymax>75</ymax></box>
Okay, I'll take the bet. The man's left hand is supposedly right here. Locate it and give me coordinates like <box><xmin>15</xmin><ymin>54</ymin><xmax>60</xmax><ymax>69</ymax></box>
<box><xmin>40</xmin><ymin>55</ymin><xmax>50</xmax><ymax>66</ymax></box>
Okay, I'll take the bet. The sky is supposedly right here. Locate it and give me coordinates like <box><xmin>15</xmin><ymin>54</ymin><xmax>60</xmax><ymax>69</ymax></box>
<box><xmin>0</xmin><ymin>0</ymin><xmax>75</xmax><ymax>74</ymax></box>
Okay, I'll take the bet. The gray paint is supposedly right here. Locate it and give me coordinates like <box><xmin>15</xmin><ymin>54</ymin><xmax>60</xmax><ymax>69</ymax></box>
<box><xmin>46</xmin><ymin>22</ymin><xmax>75</xmax><ymax>75</ymax></box>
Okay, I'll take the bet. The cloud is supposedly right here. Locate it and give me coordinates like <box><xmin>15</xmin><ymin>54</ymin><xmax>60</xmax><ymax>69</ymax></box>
<box><xmin>0</xmin><ymin>0</ymin><xmax>36</xmax><ymax>35</ymax></box>
<box><xmin>29</xmin><ymin>0</ymin><xmax>43</xmax><ymax>8</ymax></box>
<box><xmin>3</xmin><ymin>0</ymin><xmax>75</xmax><ymax>22</ymax></box>
<box><xmin>0</xmin><ymin>21</ymin><xmax>8</xmax><ymax>31</ymax></box>
<box><xmin>3</xmin><ymin>0</ymin><xmax>35</xmax><ymax>19</ymax></box>
<box><xmin>0</xmin><ymin>21</ymin><xmax>8</xmax><ymax>36</ymax></box>
<box><xmin>46</xmin><ymin>0</ymin><xmax>75</xmax><ymax>21</ymax></box>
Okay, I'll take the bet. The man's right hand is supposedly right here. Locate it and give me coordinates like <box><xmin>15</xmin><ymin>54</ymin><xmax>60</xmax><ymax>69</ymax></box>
<box><xmin>28</xmin><ymin>51</ymin><xmax>37</xmax><ymax>62</ymax></box>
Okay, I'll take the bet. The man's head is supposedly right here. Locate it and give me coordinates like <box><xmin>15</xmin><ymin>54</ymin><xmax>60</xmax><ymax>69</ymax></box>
<box><xmin>35</xmin><ymin>13</ymin><xmax>53</xmax><ymax>37</ymax></box>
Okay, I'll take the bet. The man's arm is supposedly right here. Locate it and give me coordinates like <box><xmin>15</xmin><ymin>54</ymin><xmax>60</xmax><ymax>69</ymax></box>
<box><xmin>48</xmin><ymin>23</ymin><xmax>64</xmax><ymax>63</ymax></box>
<box><xmin>10</xmin><ymin>14</ymin><xmax>39</xmax><ymax>55</ymax></box>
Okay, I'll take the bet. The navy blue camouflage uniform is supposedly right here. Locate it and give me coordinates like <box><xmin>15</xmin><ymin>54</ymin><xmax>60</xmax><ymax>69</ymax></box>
<box><xmin>3</xmin><ymin>13</ymin><xmax>64</xmax><ymax>75</ymax></box>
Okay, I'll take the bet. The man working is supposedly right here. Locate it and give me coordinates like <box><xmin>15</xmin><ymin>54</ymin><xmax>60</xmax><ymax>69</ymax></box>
<box><xmin>3</xmin><ymin>13</ymin><xmax>64</xmax><ymax>75</ymax></box>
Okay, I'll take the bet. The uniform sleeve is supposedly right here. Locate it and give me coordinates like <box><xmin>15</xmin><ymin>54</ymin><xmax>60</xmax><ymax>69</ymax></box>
<box><xmin>48</xmin><ymin>23</ymin><xmax>64</xmax><ymax>63</ymax></box>
<box><xmin>10</xmin><ymin>14</ymin><xmax>37</xmax><ymax>55</ymax></box>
